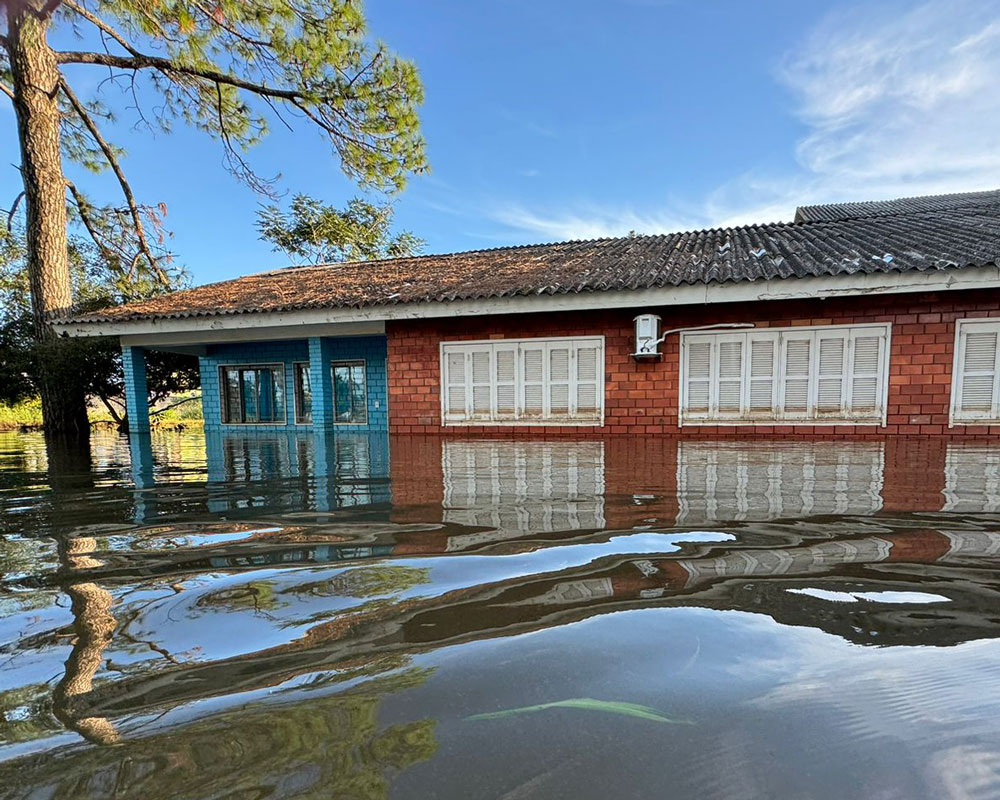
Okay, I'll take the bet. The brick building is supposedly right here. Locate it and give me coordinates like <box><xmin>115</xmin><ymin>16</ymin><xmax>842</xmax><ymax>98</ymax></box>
<box><xmin>56</xmin><ymin>189</ymin><xmax>1000</xmax><ymax>439</ymax></box>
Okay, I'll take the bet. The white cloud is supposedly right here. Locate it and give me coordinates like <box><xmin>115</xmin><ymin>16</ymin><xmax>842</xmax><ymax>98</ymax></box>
<box><xmin>489</xmin><ymin>0</ymin><xmax>1000</xmax><ymax>241</ymax></box>
<box><xmin>491</xmin><ymin>204</ymin><xmax>696</xmax><ymax>241</ymax></box>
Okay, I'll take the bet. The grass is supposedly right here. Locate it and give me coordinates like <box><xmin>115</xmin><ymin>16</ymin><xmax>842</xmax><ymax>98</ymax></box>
<box><xmin>0</xmin><ymin>392</ymin><xmax>204</xmax><ymax>432</ymax></box>
<box><xmin>0</xmin><ymin>398</ymin><xmax>44</xmax><ymax>431</ymax></box>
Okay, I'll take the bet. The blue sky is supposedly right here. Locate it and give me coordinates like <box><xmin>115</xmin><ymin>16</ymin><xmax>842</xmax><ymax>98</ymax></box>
<box><xmin>5</xmin><ymin>0</ymin><xmax>1000</xmax><ymax>285</ymax></box>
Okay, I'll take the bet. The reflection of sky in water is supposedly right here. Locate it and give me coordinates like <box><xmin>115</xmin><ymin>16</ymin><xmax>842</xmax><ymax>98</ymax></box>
<box><xmin>3</xmin><ymin>431</ymin><xmax>1000</xmax><ymax>798</ymax></box>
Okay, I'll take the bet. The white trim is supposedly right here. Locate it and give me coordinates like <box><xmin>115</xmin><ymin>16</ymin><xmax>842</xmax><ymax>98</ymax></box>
<box><xmin>53</xmin><ymin>265</ymin><xmax>1000</xmax><ymax>340</ymax></box>
<box><xmin>678</xmin><ymin>322</ymin><xmax>891</xmax><ymax>427</ymax></box>
<box><xmin>950</xmin><ymin>317</ymin><xmax>1000</xmax><ymax>426</ymax></box>
<box><xmin>439</xmin><ymin>335</ymin><xmax>606</xmax><ymax>427</ymax></box>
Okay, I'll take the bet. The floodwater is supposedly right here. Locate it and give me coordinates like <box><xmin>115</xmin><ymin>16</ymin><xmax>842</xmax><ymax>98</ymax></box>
<box><xmin>2</xmin><ymin>431</ymin><xmax>1000</xmax><ymax>799</ymax></box>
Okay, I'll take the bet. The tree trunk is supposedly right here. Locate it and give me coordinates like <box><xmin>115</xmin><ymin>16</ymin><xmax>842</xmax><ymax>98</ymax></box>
<box><xmin>6</xmin><ymin>0</ymin><xmax>90</xmax><ymax>439</ymax></box>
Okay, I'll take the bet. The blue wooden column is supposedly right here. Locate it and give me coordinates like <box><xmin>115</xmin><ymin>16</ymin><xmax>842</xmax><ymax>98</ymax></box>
<box><xmin>308</xmin><ymin>337</ymin><xmax>333</xmax><ymax>432</ymax></box>
<box><xmin>122</xmin><ymin>345</ymin><xmax>151</xmax><ymax>433</ymax></box>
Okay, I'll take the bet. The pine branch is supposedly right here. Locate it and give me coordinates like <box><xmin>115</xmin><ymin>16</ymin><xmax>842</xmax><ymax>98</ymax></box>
<box><xmin>59</xmin><ymin>78</ymin><xmax>170</xmax><ymax>287</ymax></box>
<box><xmin>64</xmin><ymin>181</ymin><xmax>118</xmax><ymax>267</ymax></box>
<box><xmin>6</xmin><ymin>191</ymin><xmax>24</xmax><ymax>231</ymax></box>
<box><xmin>56</xmin><ymin>50</ymin><xmax>303</xmax><ymax>101</ymax></box>
<box><xmin>0</xmin><ymin>82</ymin><xmax>13</xmax><ymax>101</ymax></box>
<box><xmin>60</xmin><ymin>0</ymin><xmax>143</xmax><ymax>58</ymax></box>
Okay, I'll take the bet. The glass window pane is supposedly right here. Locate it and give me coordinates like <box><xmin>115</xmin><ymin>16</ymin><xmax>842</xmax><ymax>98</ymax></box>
<box><xmin>332</xmin><ymin>362</ymin><xmax>367</xmax><ymax>424</ymax></box>
<box><xmin>224</xmin><ymin>368</ymin><xmax>242</xmax><ymax>423</ymax></box>
<box><xmin>296</xmin><ymin>364</ymin><xmax>313</xmax><ymax>424</ymax></box>
<box><xmin>270</xmin><ymin>367</ymin><xmax>285</xmax><ymax>423</ymax></box>
<box><xmin>241</xmin><ymin>369</ymin><xmax>259</xmax><ymax>422</ymax></box>
<box><xmin>258</xmin><ymin>368</ymin><xmax>274</xmax><ymax>421</ymax></box>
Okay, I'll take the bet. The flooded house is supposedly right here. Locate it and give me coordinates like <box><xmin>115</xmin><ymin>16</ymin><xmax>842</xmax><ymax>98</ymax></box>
<box><xmin>53</xmin><ymin>189</ymin><xmax>1000</xmax><ymax>439</ymax></box>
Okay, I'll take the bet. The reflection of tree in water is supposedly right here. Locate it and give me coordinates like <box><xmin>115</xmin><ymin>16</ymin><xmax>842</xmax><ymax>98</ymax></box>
<box><xmin>2</xmin><ymin>667</ymin><xmax>438</xmax><ymax>800</ymax></box>
<box><xmin>52</xmin><ymin>536</ymin><xmax>120</xmax><ymax>745</ymax></box>
<box><xmin>286</xmin><ymin>566</ymin><xmax>430</xmax><ymax>598</ymax></box>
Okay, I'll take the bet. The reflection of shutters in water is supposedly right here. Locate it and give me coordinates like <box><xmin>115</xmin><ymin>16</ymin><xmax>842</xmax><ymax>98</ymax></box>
<box><xmin>943</xmin><ymin>444</ymin><xmax>1000</xmax><ymax>513</ymax></box>
<box><xmin>441</xmin><ymin>441</ymin><xmax>606</xmax><ymax>547</ymax></box>
<box><xmin>953</xmin><ymin>321</ymin><xmax>1000</xmax><ymax>422</ymax></box>
<box><xmin>441</xmin><ymin>337</ymin><xmax>604</xmax><ymax>424</ymax></box>
<box><xmin>675</xmin><ymin>441</ymin><xmax>885</xmax><ymax>522</ymax></box>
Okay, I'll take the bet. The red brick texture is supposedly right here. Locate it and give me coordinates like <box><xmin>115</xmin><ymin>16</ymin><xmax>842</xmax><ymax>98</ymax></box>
<box><xmin>386</xmin><ymin>288</ymin><xmax>1000</xmax><ymax>439</ymax></box>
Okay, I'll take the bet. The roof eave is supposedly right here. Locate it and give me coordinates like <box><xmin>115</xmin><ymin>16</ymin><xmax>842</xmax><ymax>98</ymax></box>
<box><xmin>51</xmin><ymin>264</ymin><xmax>1000</xmax><ymax>346</ymax></box>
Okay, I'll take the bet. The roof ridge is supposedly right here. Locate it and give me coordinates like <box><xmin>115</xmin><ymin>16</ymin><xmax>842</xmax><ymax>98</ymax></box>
<box><xmin>267</xmin><ymin>204</ymin><xmax>1000</xmax><ymax>276</ymax></box>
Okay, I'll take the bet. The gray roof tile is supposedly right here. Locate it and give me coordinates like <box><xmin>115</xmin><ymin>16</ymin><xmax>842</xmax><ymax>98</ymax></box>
<box><xmin>63</xmin><ymin>190</ymin><xmax>1000</xmax><ymax>324</ymax></box>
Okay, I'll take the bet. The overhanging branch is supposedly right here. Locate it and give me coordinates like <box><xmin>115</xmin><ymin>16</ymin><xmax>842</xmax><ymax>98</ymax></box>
<box><xmin>56</xmin><ymin>50</ymin><xmax>302</xmax><ymax>101</ymax></box>
<box><xmin>64</xmin><ymin>181</ymin><xmax>116</xmax><ymax>266</ymax></box>
<box><xmin>59</xmin><ymin>78</ymin><xmax>170</xmax><ymax>286</ymax></box>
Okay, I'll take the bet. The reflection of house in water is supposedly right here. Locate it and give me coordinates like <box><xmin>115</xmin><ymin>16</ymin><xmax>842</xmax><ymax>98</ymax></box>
<box><xmin>674</xmin><ymin>440</ymin><xmax>886</xmax><ymax>523</ymax></box>
<box><xmin>441</xmin><ymin>441</ymin><xmax>606</xmax><ymax>548</ymax></box>
<box><xmin>943</xmin><ymin>444</ymin><xmax>1000</xmax><ymax>513</ymax></box>
<box><xmin>203</xmin><ymin>430</ymin><xmax>391</xmax><ymax>514</ymax></box>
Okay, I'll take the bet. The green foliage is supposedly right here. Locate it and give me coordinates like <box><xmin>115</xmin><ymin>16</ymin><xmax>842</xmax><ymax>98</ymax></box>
<box><xmin>52</xmin><ymin>0</ymin><xmax>426</xmax><ymax>194</ymax></box>
<box><xmin>257</xmin><ymin>194</ymin><xmax>424</xmax><ymax>263</ymax></box>
<box><xmin>0</xmin><ymin>398</ymin><xmax>43</xmax><ymax>430</ymax></box>
<box><xmin>0</xmin><ymin>668</ymin><xmax>438</xmax><ymax>799</ymax></box>
<box><xmin>287</xmin><ymin>565</ymin><xmax>430</xmax><ymax>598</ymax></box>
<box><xmin>0</xmin><ymin>222</ymin><xmax>199</xmax><ymax>425</ymax></box>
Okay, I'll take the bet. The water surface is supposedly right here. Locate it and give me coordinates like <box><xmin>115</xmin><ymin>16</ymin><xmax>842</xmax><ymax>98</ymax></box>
<box><xmin>2</xmin><ymin>431</ymin><xmax>1000</xmax><ymax>799</ymax></box>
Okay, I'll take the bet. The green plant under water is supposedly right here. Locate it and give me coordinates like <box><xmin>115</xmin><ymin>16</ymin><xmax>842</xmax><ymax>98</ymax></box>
<box><xmin>466</xmin><ymin>698</ymin><xmax>693</xmax><ymax>724</ymax></box>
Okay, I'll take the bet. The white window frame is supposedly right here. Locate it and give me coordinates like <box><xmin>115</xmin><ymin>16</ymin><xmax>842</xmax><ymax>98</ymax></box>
<box><xmin>218</xmin><ymin>363</ymin><xmax>286</xmax><ymax>426</ymax></box>
<box><xmin>331</xmin><ymin>359</ymin><xmax>369</xmax><ymax>426</ymax></box>
<box><xmin>440</xmin><ymin>336</ymin><xmax>605</xmax><ymax>426</ymax></box>
<box><xmin>679</xmin><ymin>323</ymin><xmax>892</xmax><ymax>426</ymax></box>
<box><xmin>950</xmin><ymin>318</ymin><xmax>1000</xmax><ymax>426</ymax></box>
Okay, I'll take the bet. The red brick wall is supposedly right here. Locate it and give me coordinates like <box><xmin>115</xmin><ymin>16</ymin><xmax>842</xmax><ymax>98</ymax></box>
<box><xmin>386</xmin><ymin>288</ymin><xmax>1000</xmax><ymax>438</ymax></box>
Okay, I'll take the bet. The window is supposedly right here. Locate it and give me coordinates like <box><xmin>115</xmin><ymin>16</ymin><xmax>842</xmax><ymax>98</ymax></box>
<box><xmin>680</xmin><ymin>324</ymin><xmax>890</xmax><ymax>425</ymax></box>
<box><xmin>951</xmin><ymin>319</ymin><xmax>1000</xmax><ymax>424</ymax></box>
<box><xmin>332</xmin><ymin>361</ymin><xmax>368</xmax><ymax>424</ymax></box>
<box><xmin>441</xmin><ymin>336</ymin><xmax>604</xmax><ymax>425</ymax></box>
<box><xmin>293</xmin><ymin>363</ymin><xmax>312</xmax><ymax>424</ymax></box>
<box><xmin>220</xmin><ymin>365</ymin><xmax>285</xmax><ymax>424</ymax></box>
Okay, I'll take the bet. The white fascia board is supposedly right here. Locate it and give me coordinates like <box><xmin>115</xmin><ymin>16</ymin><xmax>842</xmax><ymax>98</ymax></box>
<box><xmin>52</xmin><ymin>265</ymin><xmax>1000</xmax><ymax>342</ymax></box>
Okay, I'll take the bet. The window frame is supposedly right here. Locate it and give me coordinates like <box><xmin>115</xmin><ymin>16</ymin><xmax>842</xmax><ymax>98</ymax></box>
<box><xmin>950</xmin><ymin>318</ymin><xmax>1000</xmax><ymax>426</ymax></box>
<box><xmin>292</xmin><ymin>361</ymin><xmax>313</xmax><ymax>426</ymax></box>
<box><xmin>218</xmin><ymin>363</ymin><xmax>286</xmax><ymax>425</ymax></box>
<box><xmin>678</xmin><ymin>322</ymin><xmax>892</xmax><ymax>427</ymax></box>
<box><xmin>331</xmin><ymin>359</ymin><xmax>369</xmax><ymax>426</ymax></box>
<box><xmin>439</xmin><ymin>336</ymin><xmax>605</xmax><ymax>427</ymax></box>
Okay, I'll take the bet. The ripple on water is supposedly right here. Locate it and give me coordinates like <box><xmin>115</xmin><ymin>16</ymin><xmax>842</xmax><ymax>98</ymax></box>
<box><xmin>1</xmin><ymin>431</ymin><xmax>1000</xmax><ymax>799</ymax></box>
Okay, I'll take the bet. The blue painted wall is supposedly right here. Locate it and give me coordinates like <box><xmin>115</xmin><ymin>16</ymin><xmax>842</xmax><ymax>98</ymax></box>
<box><xmin>198</xmin><ymin>336</ymin><xmax>388</xmax><ymax>432</ymax></box>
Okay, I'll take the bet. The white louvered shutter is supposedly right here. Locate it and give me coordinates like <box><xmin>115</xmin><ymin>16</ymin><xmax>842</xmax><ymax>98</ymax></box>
<box><xmin>520</xmin><ymin>344</ymin><xmax>545</xmax><ymax>419</ymax></box>
<box><xmin>444</xmin><ymin>348</ymin><xmax>468</xmax><ymax>420</ymax></box>
<box><xmin>781</xmin><ymin>335</ymin><xmax>812</xmax><ymax>417</ymax></box>
<box><xmin>816</xmin><ymin>333</ymin><xmax>847</xmax><ymax>415</ymax></box>
<box><xmin>548</xmin><ymin>344</ymin><xmax>571</xmax><ymax>417</ymax></box>
<box><xmin>574</xmin><ymin>343</ymin><xmax>601</xmax><ymax>418</ymax></box>
<box><xmin>716</xmin><ymin>337</ymin><xmax>744</xmax><ymax>416</ymax></box>
<box><xmin>469</xmin><ymin>347</ymin><xmax>492</xmax><ymax>419</ymax></box>
<box><xmin>748</xmin><ymin>336</ymin><xmax>776</xmax><ymax>414</ymax></box>
<box><xmin>494</xmin><ymin>344</ymin><xmax>518</xmax><ymax>419</ymax></box>
<box><xmin>849</xmin><ymin>331</ymin><xmax>884</xmax><ymax>416</ymax></box>
<box><xmin>959</xmin><ymin>328</ymin><xmax>999</xmax><ymax>417</ymax></box>
<box><xmin>684</xmin><ymin>338</ymin><xmax>712</xmax><ymax>416</ymax></box>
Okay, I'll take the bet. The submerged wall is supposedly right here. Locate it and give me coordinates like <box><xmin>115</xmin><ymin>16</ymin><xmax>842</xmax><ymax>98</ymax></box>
<box><xmin>385</xmin><ymin>288</ymin><xmax>1000</xmax><ymax>438</ymax></box>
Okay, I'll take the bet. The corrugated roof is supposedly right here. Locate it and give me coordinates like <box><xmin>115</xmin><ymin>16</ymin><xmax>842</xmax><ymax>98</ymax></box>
<box><xmin>61</xmin><ymin>190</ymin><xmax>1000</xmax><ymax>324</ymax></box>
<box><xmin>793</xmin><ymin>189</ymin><xmax>1000</xmax><ymax>222</ymax></box>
